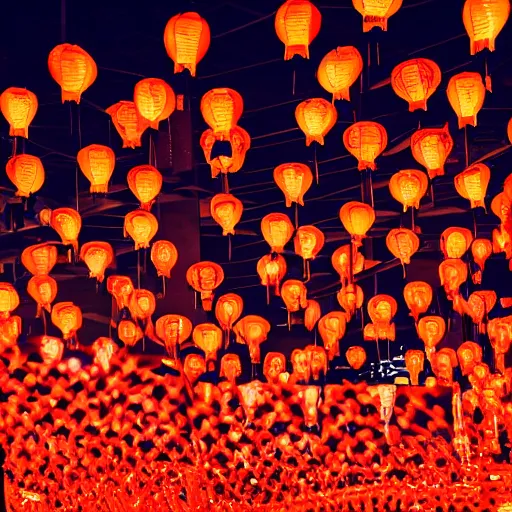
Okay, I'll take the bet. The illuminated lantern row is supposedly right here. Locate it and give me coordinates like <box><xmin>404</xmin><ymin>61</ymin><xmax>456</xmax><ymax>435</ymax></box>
<box><xmin>215</xmin><ymin>293</ymin><xmax>243</xmax><ymax>333</ymax></box>
<box><xmin>156</xmin><ymin>314</ymin><xmax>192</xmax><ymax>358</ymax></box>
<box><xmin>257</xmin><ymin>254</ymin><xmax>287</xmax><ymax>298</ymax></box>
<box><xmin>317</xmin><ymin>46</ymin><xmax>363</xmax><ymax>101</ymax></box>
<box><xmin>51</xmin><ymin>301</ymin><xmax>82</xmax><ymax>343</ymax></box>
<box><xmin>200</xmin><ymin>88</ymin><xmax>243</xmax><ymax>140</ymax></box>
<box><xmin>134</xmin><ymin>78</ymin><xmax>175</xmax><ymax>129</ymax></box>
<box><xmin>352</xmin><ymin>0</ymin><xmax>403</xmax><ymax>32</ymax></box>
<box><xmin>80</xmin><ymin>241</ymin><xmax>114</xmax><ymax>283</ymax></box>
<box><xmin>50</xmin><ymin>208</ymin><xmax>82</xmax><ymax>254</ymax></box>
<box><xmin>410</xmin><ymin>124</ymin><xmax>454</xmax><ymax>179</ymax></box>
<box><xmin>124</xmin><ymin>210</ymin><xmax>158</xmax><ymax>249</ymax></box>
<box><xmin>77</xmin><ymin>144</ymin><xmax>115</xmax><ymax>194</ymax></box>
<box><xmin>332</xmin><ymin>244</ymin><xmax>365</xmax><ymax>285</ymax></box>
<box><xmin>391</xmin><ymin>58</ymin><xmax>441</xmax><ymax>112</ymax></box>
<box><xmin>127</xmin><ymin>165</ymin><xmax>162</xmax><ymax>210</ymax></box>
<box><xmin>343</xmin><ymin>121</ymin><xmax>387</xmax><ymax>171</ymax></box>
<box><xmin>48</xmin><ymin>44</ymin><xmax>97</xmax><ymax>103</ymax></box>
<box><xmin>403</xmin><ymin>281</ymin><xmax>432</xmax><ymax>322</ymax></box>
<box><xmin>210</xmin><ymin>193</ymin><xmax>243</xmax><ymax>235</ymax></box>
<box><xmin>151</xmin><ymin>240</ymin><xmax>178</xmax><ymax>279</ymax></box>
<box><xmin>318</xmin><ymin>311</ymin><xmax>346</xmax><ymax>360</ymax></box>
<box><xmin>261</xmin><ymin>213</ymin><xmax>294</xmax><ymax>253</ymax></box>
<box><xmin>106</xmin><ymin>101</ymin><xmax>149</xmax><ymax>149</ymax></box>
<box><xmin>233</xmin><ymin>315</ymin><xmax>270</xmax><ymax>363</ymax></box>
<box><xmin>275</xmin><ymin>0</ymin><xmax>322</xmax><ymax>60</ymax></box>
<box><xmin>193</xmin><ymin>323</ymin><xmax>222</xmax><ymax>362</ymax></box>
<box><xmin>0</xmin><ymin>87</ymin><xmax>38</xmax><ymax>138</ymax></box>
<box><xmin>274</xmin><ymin>163</ymin><xmax>313</xmax><ymax>207</ymax></box>
<box><xmin>27</xmin><ymin>275</ymin><xmax>58</xmax><ymax>316</ymax></box>
<box><xmin>447</xmin><ymin>71</ymin><xmax>486</xmax><ymax>128</ymax></box>
<box><xmin>339</xmin><ymin>201</ymin><xmax>375</xmax><ymax>246</ymax></box>
<box><xmin>186</xmin><ymin>261</ymin><xmax>224</xmax><ymax>311</ymax></box>
<box><xmin>21</xmin><ymin>243</ymin><xmax>58</xmax><ymax>276</ymax></box>
<box><xmin>164</xmin><ymin>12</ymin><xmax>210</xmax><ymax>77</ymax></box>
<box><xmin>337</xmin><ymin>283</ymin><xmax>364</xmax><ymax>320</ymax></box>
<box><xmin>5</xmin><ymin>154</ymin><xmax>45</xmax><ymax>197</ymax></box>
<box><xmin>454</xmin><ymin>163</ymin><xmax>491</xmax><ymax>210</ymax></box>
<box><xmin>200</xmin><ymin>125</ymin><xmax>251</xmax><ymax>178</ymax></box>
<box><xmin>389</xmin><ymin>169</ymin><xmax>428</xmax><ymax>212</ymax></box>
<box><xmin>295</xmin><ymin>98</ymin><xmax>337</xmax><ymax>146</ymax></box>
<box><xmin>462</xmin><ymin>0</ymin><xmax>510</xmax><ymax>55</ymax></box>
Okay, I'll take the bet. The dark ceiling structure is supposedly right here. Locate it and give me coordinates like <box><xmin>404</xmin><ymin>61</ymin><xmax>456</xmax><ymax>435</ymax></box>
<box><xmin>1</xmin><ymin>0</ymin><xmax>512</xmax><ymax>368</ymax></box>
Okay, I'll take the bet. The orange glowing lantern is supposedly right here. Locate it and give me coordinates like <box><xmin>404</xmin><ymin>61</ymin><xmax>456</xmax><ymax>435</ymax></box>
<box><xmin>92</xmin><ymin>337</ymin><xmax>117</xmax><ymax>372</ymax></box>
<box><xmin>234</xmin><ymin>315</ymin><xmax>271</xmax><ymax>363</ymax></box>
<box><xmin>346</xmin><ymin>345</ymin><xmax>366</xmax><ymax>369</ymax></box>
<box><xmin>275</xmin><ymin>0</ymin><xmax>322</xmax><ymax>60</ymax></box>
<box><xmin>368</xmin><ymin>294</ymin><xmax>397</xmax><ymax>328</ymax></box>
<box><xmin>150</xmin><ymin>240</ymin><xmax>178</xmax><ymax>278</ymax></box>
<box><xmin>391</xmin><ymin>59</ymin><xmax>441</xmax><ymax>112</ymax></box>
<box><xmin>468</xmin><ymin>290</ymin><xmax>497</xmax><ymax>332</ymax></box>
<box><xmin>210</xmin><ymin>193</ymin><xmax>243</xmax><ymax>235</ymax></box>
<box><xmin>118</xmin><ymin>319</ymin><xmax>143</xmax><ymax>347</ymax></box>
<box><xmin>447</xmin><ymin>72</ymin><xmax>486</xmax><ymax>128</ymax></box>
<box><xmin>40</xmin><ymin>335</ymin><xmax>64</xmax><ymax>365</ymax></box>
<box><xmin>454</xmin><ymin>163</ymin><xmax>491</xmax><ymax>209</ymax></box>
<box><xmin>107</xmin><ymin>276</ymin><xmax>134</xmax><ymax>311</ymax></box>
<box><xmin>488</xmin><ymin>316</ymin><xmax>512</xmax><ymax>373</ymax></box>
<box><xmin>0</xmin><ymin>315</ymin><xmax>21</xmax><ymax>349</ymax></box>
<box><xmin>124</xmin><ymin>210</ymin><xmax>158</xmax><ymax>249</ymax></box>
<box><xmin>352</xmin><ymin>0</ymin><xmax>403</xmax><ymax>32</ymax></box>
<box><xmin>318</xmin><ymin>312</ymin><xmax>347</xmax><ymax>360</ymax></box>
<box><xmin>463</xmin><ymin>0</ymin><xmax>510</xmax><ymax>55</ymax></box>
<box><xmin>508</xmin><ymin>117</ymin><xmax>512</xmax><ymax>144</ymax></box>
<box><xmin>441</xmin><ymin>227</ymin><xmax>473</xmax><ymax>259</ymax></box>
<box><xmin>331</xmin><ymin>244</ymin><xmax>365</xmax><ymax>285</ymax></box>
<box><xmin>27</xmin><ymin>275</ymin><xmax>58</xmax><ymax>316</ymax></box>
<box><xmin>186</xmin><ymin>261</ymin><xmax>224</xmax><ymax>311</ymax></box>
<box><xmin>403</xmin><ymin>281</ymin><xmax>432</xmax><ymax>321</ymax></box>
<box><xmin>200</xmin><ymin>88</ymin><xmax>244</xmax><ymax>140</ymax></box>
<box><xmin>389</xmin><ymin>169</ymin><xmax>429</xmax><ymax>212</ymax></box>
<box><xmin>386</xmin><ymin>228</ymin><xmax>420</xmax><ymax>272</ymax></box>
<box><xmin>215</xmin><ymin>293</ymin><xmax>244</xmax><ymax>333</ymax></box>
<box><xmin>80</xmin><ymin>241</ymin><xmax>114</xmax><ymax>283</ymax></box>
<box><xmin>339</xmin><ymin>201</ymin><xmax>375</xmax><ymax>246</ymax></box>
<box><xmin>256</xmin><ymin>254</ymin><xmax>287</xmax><ymax>298</ymax></box>
<box><xmin>410</xmin><ymin>124</ymin><xmax>454</xmax><ymax>179</ymax></box>
<box><xmin>274</xmin><ymin>163</ymin><xmax>313</xmax><ymax>207</ymax></box>
<box><xmin>50</xmin><ymin>208</ymin><xmax>82</xmax><ymax>253</ymax></box>
<box><xmin>5</xmin><ymin>154</ymin><xmax>45</xmax><ymax>197</ymax></box>
<box><xmin>193</xmin><ymin>323</ymin><xmax>223</xmax><ymax>362</ymax></box>
<box><xmin>164</xmin><ymin>12</ymin><xmax>210</xmax><ymax>76</ymax></box>
<box><xmin>493</xmin><ymin>226</ymin><xmax>512</xmax><ymax>258</ymax></box>
<box><xmin>134</xmin><ymin>78</ymin><xmax>176</xmax><ymax>129</ymax></box>
<box><xmin>295</xmin><ymin>98</ymin><xmax>337</xmax><ymax>146</ymax></box>
<box><xmin>51</xmin><ymin>302</ymin><xmax>82</xmax><ymax>342</ymax></box>
<box><xmin>106</xmin><ymin>101</ymin><xmax>149</xmax><ymax>149</ymax></box>
<box><xmin>343</xmin><ymin>121</ymin><xmax>388</xmax><ymax>171</ymax></box>
<box><xmin>418</xmin><ymin>315</ymin><xmax>446</xmax><ymax>361</ymax></box>
<box><xmin>77</xmin><ymin>144</ymin><xmax>115</xmax><ymax>194</ymax></box>
<box><xmin>317</xmin><ymin>46</ymin><xmax>363</xmax><ymax>101</ymax></box>
<box><xmin>261</xmin><ymin>213</ymin><xmax>294</xmax><ymax>253</ymax></box>
<box><xmin>0</xmin><ymin>87</ymin><xmax>38</xmax><ymax>138</ymax></box>
<box><xmin>131</xmin><ymin>290</ymin><xmax>156</xmax><ymax>338</ymax></box>
<box><xmin>304</xmin><ymin>299</ymin><xmax>321</xmax><ymax>331</ymax></box>
<box><xmin>337</xmin><ymin>283</ymin><xmax>364</xmax><ymax>320</ymax></box>
<box><xmin>294</xmin><ymin>225</ymin><xmax>325</xmax><ymax>261</ymax></box>
<box><xmin>405</xmin><ymin>349</ymin><xmax>424</xmax><ymax>385</ymax></box>
<box><xmin>471</xmin><ymin>238</ymin><xmax>492</xmax><ymax>283</ymax></box>
<box><xmin>156</xmin><ymin>314</ymin><xmax>192</xmax><ymax>358</ymax></box>
<box><xmin>48</xmin><ymin>44</ymin><xmax>97</xmax><ymax>103</ymax></box>
<box><xmin>127</xmin><ymin>165</ymin><xmax>162</xmax><ymax>211</ymax></box>
<box><xmin>281</xmin><ymin>279</ymin><xmax>308</xmax><ymax>313</ymax></box>
<box><xmin>200</xmin><ymin>125</ymin><xmax>250</xmax><ymax>178</ymax></box>
<box><xmin>491</xmin><ymin>191</ymin><xmax>511</xmax><ymax>224</ymax></box>
<box><xmin>21</xmin><ymin>243</ymin><xmax>58</xmax><ymax>276</ymax></box>
<box><xmin>0</xmin><ymin>284</ymin><xmax>19</xmax><ymax>320</ymax></box>
<box><xmin>439</xmin><ymin>258</ymin><xmax>468</xmax><ymax>299</ymax></box>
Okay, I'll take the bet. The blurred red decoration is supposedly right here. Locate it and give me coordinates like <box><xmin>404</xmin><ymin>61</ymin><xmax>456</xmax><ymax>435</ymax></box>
<box><xmin>343</xmin><ymin>121</ymin><xmax>388</xmax><ymax>171</ymax></box>
<box><xmin>391</xmin><ymin>58</ymin><xmax>441</xmax><ymax>111</ymax></box>
<box><xmin>164</xmin><ymin>12</ymin><xmax>210</xmax><ymax>76</ymax></box>
<box><xmin>48</xmin><ymin>44</ymin><xmax>97</xmax><ymax>103</ymax></box>
<box><xmin>275</xmin><ymin>0</ymin><xmax>322</xmax><ymax>60</ymax></box>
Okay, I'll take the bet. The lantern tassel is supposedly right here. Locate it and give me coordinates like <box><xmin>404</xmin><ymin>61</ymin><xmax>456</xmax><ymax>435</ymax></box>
<box><xmin>42</xmin><ymin>309</ymin><xmax>47</xmax><ymax>335</ymax></box>
<box><xmin>12</xmin><ymin>136</ymin><xmax>17</xmax><ymax>157</ymax></box>
<box><xmin>377</xmin><ymin>42</ymin><xmax>380</xmax><ymax>66</ymax></box>
<box><xmin>375</xmin><ymin>339</ymin><xmax>381</xmax><ymax>362</ymax></box>
<box><xmin>402</xmin><ymin>262</ymin><xmax>406</xmax><ymax>279</ymax></box>
<box><xmin>223</xmin><ymin>174</ymin><xmax>229</xmax><ymax>193</ymax></box>
<box><xmin>484</xmin><ymin>56</ymin><xmax>492</xmax><ymax>92</ymax></box>
<box><xmin>295</xmin><ymin>203</ymin><xmax>299</xmax><ymax>229</ymax></box>
<box><xmin>314</xmin><ymin>144</ymin><xmax>319</xmax><ymax>184</ymax></box>
<box><xmin>266</xmin><ymin>282</ymin><xmax>270</xmax><ymax>305</ymax></box>
<box><xmin>162</xmin><ymin>276</ymin><xmax>166</xmax><ymax>298</ymax></box>
<box><xmin>314</xmin><ymin>328</ymin><xmax>317</xmax><ymax>346</ymax></box>
<box><xmin>288</xmin><ymin>311</ymin><xmax>291</xmax><ymax>331</ymax></box>
<box><xmin>411</xmin><ymin>209</ymin><xmax>415</xmax><ymax>232</ymax></box>
<box><xmin>473</xmin><ymin>210</ymin><xmax>478</xmax><ymax>239</ymax></box>
<box><xmin>149</xmin><ymin>133</ymin><xmax>153</xmax><ymax>166</ymax></box>
<box><xmin>137</xmin><ymin>250</ymin><xmax>141</xmax><ymax>289</ymax></box>
<box><xmin>387</xmin><ymin>338</ymin><xmax>391</xmax><ymax>361</ymax></box>
<box><xmin>292</xmin><ymin>68</ymin><xmax>296</xmax><ymax>96</ymax></box>
<box><xmin>464</xmin><ymin>126</ymin><xmax>469</xmax><ymax>168</ymax></box>
<box><xmin>228</xmin><ymin>234</ymin><xmax>232</xmax><ymax>262</ymax></box>
<box><xmin>194</xmin><ymin>291</ymin><xmax>197</xmax><ymax>309</ymax></box>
